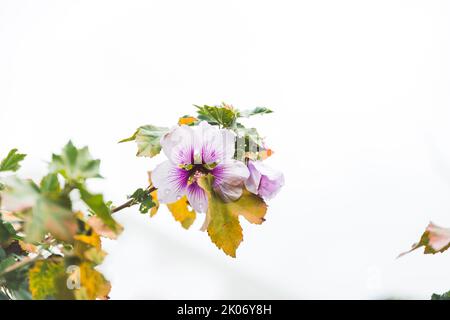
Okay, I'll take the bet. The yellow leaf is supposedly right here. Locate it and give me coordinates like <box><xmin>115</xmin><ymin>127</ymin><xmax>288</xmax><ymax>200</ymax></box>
<box><xmin>147</xmin><ymin>171</ymin><xmax>160</xmax><ymax>217</ymax></box>
<box><xmin>198</xmin><ymin>174</ymin><xmax>267</xmax><ymax>257</ymax></box>
<box><xmin>29</xmin><ymin>259</ymin><xmax>74</xmax><ymax>300</ymax></box>
<box><xmin>75</xmin><ymin>262</ymin><xmax>111</xmax><ymax>300</ymax></box>
<box><xmin>74</xmin><ymin>233</ymin><xmax>101</xmax><ymax>250</ymax></box>
<box><xmin>84</xmin><ymin>247</ymin><xmax>107</xmax><ymax>265</ymax></box>
<box><xmin>178</xmin><ymin>116</ymin><xmax>198</xmax><ymax>126</ymax></box>
<box><xmin>149</xmin><ymin>189</ymin><xmax>160</xmax><ymax>217</ymax></box>
<box><xmin>166</xmin><ymin>196</ymin><xmax>196</xmax><ymax>229</ymax></box>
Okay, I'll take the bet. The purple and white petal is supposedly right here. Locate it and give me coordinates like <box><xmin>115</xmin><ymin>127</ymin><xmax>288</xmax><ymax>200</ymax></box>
<box><xmin>245</xmin><ymin>160</ymin><xmax>284</xmax><ymax>200</ymax></box>
<box><xmin>196</xmin><ymin>121</ymin><xmax>236</xmax><ymax>164</ymax></box>
<box><xmin>151</xmin><ymin>160</ymin><xmax>189</xmax><ymax>203</ymax></box>
<box><xmin>212</xmin><ymin>160</ymin><xmax>249</xmax><ymax>202</ymax></box>
<box><xmin>160</xmin><ymin>125</ymin><xmax>195</xmax><ymax>165</ymax></box>
<box><xmin>186</xmin><ymin>181</ymin><xmax>208</xmax><ymax>213</ymax></box>
<box><xmin>244</xmin><ymin>161</ymin><xmax>262</xmax><ymax>195</ymax></box>
<box><xmin>258</xmin><ymin>174</ymin><xmax>284</xmax><ymax>200</ymax></box>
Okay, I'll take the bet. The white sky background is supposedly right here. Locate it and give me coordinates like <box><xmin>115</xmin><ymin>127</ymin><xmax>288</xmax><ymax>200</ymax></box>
<box><xmin>1</xmin><ymin>0</ymin><xmax>450</xmax><ymax>299</ymax></box>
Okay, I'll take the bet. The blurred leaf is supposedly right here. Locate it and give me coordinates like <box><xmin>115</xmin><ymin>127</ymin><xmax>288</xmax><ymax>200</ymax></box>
<box><xmin>74</xmin><ymin>233</ymin><xmax>101</xmax><ymax>251</ymax></box>
<box><xmin>29</xmin><ymin>259</ymin><xmax>73</xmax><ymax>300</ymax></box>
<box><xmin>71</xmin><ymin>215</ymin><xmax>107</xmax><ymax>265</ymax></box>
<box><xmin>167</xmin><ymin>196</ymin><xmax>196</xmax><ymax>229</ymax></box>
<box><xmin>0</xmin><ymin>255</ymin><xmax>16</xmax><ymax>274</ymax></box>
<box><xmin>399</xmin><ymin>222</ymin><xmax>450</xmax><ymax>257</ymax></box>
<box><xmin>49</xmin><ymin>141</ymin><xmax>101</xmax><ymax>182</ymax></box>
<box><xmin>26</xmin><ymin>198</ymin><xmax>77</xmax><ymax>244</ymax></box>
<box><xmin>0</xmin><ymin>149</ymin><xmax>26</xmax><ymax>173</ymax></box>
<box><xmin>0</xmin><ymin>221</ymin><xmax>16</xmax><ymax>245</ymax></box>
<box><xmin>119</xmin><ymin>125</ymin><xmax>169</xmax><ymax>158</ymax></box>
<box><xmin>245</xmin><ymin>149</ymin><xmax>274</xmax><ymax>161</ymax></box>
<box><xmin>431</xmin><ymin>291</ymin><xmax>450</xmax><ymax>300</ymax></box>
<box><xmin>87</xmin><ymin>216</ymin><xmax>122</xmax><ymax>240</ymax></box>
<box><xmin>238</xmin><ymin>106</ymin><xmax>273</xmax><ymax>118</ymax></box>
<box><xmin>0</xmin><ymin>256</ymin><xmax>31</xmax><ymax>294</ymax></box>
<box><xmin>198</xmin><ymin>174</ymin><xmax>267</xmax><ymax>257</ymax></box>
<box><xmin>74</xmin><ymin>262</ymin><xmax>110</xmax><ymax>300</ymax></box>
<box><xmin>3</xmin><ymin>177</ymin><xmax>77</xmax><ymax>244</ymax></box>
<box><xmin>78</xmin><ymin>186</ymin><xmax>121</xmax><ymax>233</ymax></box>
<box><xmin>18</xmin><ymin>240</ymin><xmax>38</xmax><ymax>254</ymax></box>
<box><xmin>40</xmin><ymin>173</ymin><xmax>61</xmax><ymax>193</ymax></box>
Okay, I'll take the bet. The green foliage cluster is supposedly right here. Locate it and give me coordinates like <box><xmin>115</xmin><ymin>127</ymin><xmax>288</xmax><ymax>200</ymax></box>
<box><xmin>0</xmin><ymin>143</ymin><xmax>120</xmax><ymax>300</ymax></box>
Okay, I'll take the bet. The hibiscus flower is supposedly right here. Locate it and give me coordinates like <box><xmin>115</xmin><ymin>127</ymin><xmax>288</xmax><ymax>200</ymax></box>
<box><xmin>151</xmin><ymin>121</ymin><xmax>249</xmax><ymax>213</ymax></box>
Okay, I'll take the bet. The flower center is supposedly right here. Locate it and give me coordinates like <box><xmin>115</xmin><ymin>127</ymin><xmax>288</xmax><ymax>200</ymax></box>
<box><xmin>180</xmin><ymin>162</ymin><xmax>218</xmax><ymax>184</ymax></box>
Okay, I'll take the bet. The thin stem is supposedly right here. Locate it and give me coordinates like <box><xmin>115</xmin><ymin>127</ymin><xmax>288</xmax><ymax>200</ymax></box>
<box><xmin>111</xmin><ymin>186</ymin><xmax>156</xmax><ymax>214</ymax></box>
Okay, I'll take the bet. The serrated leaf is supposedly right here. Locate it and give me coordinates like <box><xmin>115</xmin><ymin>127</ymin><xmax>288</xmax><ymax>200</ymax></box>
<box><xmin>167</xmin><ymin>196</ymin><xmax>196</xmax><ymax>229</ymax></box>
<box><xmin>238</xmin><ymin>107</ymin><xmax>273</xmax><ymax>118</ymax></box>
<box><xmin>399</xmin><ymin>222</ymin><xmax>450</xmax><ymax>257</ymax></box>
<box><xmin>119</xmin><ymin>125</ymin><xmax>169</xmax><ymax>158</ymax></box>
<box><xmin>195</xmin><ymin>104</ymin><xmax>237</xmax><ymax>128</ymax></box>
<box><xmin>0</xmin><ymin>149</ymin><xmax>26</xmax><ymax>173</ymax></box>
<box><xmin>198</xmin><ymin>174</ymin><xmax>267</xmax><ymax>257</ymax></box>
<box><xmin>49</xmin><ymin>141</ymin><xmax>101</xmax><ymax>182</ymax></box>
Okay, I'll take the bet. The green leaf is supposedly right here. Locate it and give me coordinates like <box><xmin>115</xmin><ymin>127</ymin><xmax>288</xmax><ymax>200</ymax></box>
<box><xmin>78</xmin><ymin>186</ymin><xmax>121</xmax><ymax>233</ymax></box>
<box><xmin>431</xmin><ymin>291</ymin><xmax>450</xmax><ymax>300</ymax></box>
<box><xmin>3</xmin><ymin>177</ymin><xmax>77</xmax><ymax>244</ymax></box>
<box><xmin>119</xmin><ymin>125</ymin><xmax>169</xmax><ymax>158</ymax></box>
<box><xmin>0</xmin><ymin>221</ymin><xmax>16</xmax><ymax>245</ymax></box>
<box><xmin>40</xmin><ymin>173</ymin><xmax>61</xmax><ymax>193</ymax></box>
<box><xmin>238</xmin><ymin>107</ymin><xmax>273</xmax><ymax>118</ymax></box>
<box><xmin>129</xmin><ymin>188</ymin><xmax>156</xmax><ymax>214</ymax></box>
<box><xmin>49</xmin><ymin>141</ymin><xmax>101</xmax><ymax>183</ymax></box>
<box><xmin>0</xmin><ymin>258</ymin><xmax>31</xmax><ymax>293</ymax></box>
<box><xmin>26</xmin><ymin>198</ymin><xmax>77</xmax><ymax>244</ymax></box>
<box><xmin>0</xmin><ymin>255</ymin><xmax>16</xmax><ymax>273</ymax></box>
<box><xmin>195</xmin><ymin>104</ymin><xmax>237</xmax><ymax>128</ymax></box>
<box><xmin>198</xmin><ymin>174</ymin><xmax>267</xmax><ymax>258</ymax></box>
<box><xmin>0</xmin><ymin>149</ymin><xmax>26</xmax><ymax>173</ymax></box>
